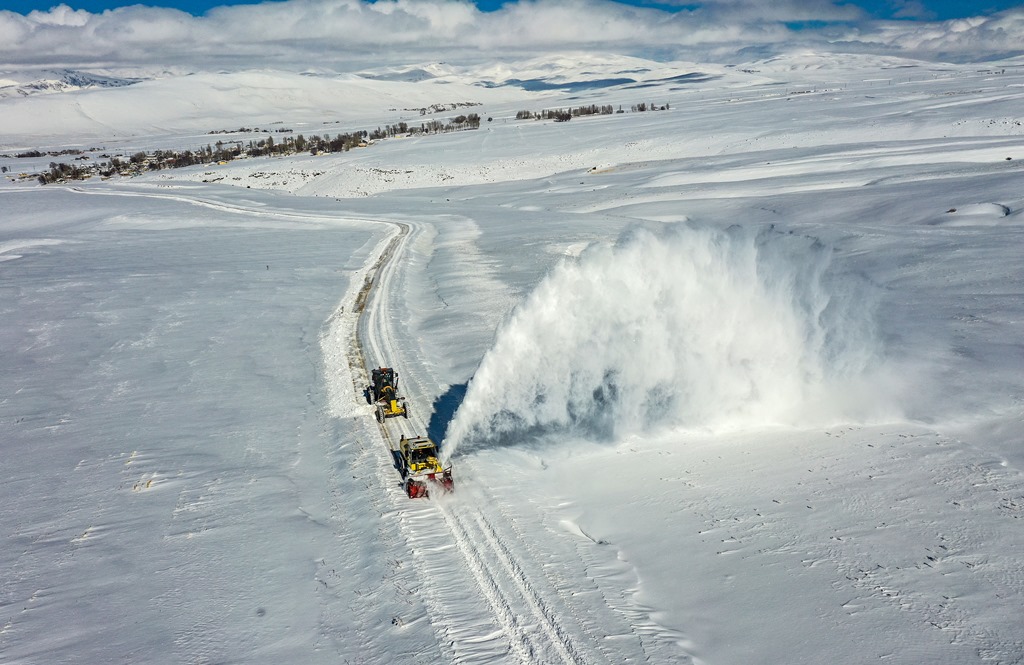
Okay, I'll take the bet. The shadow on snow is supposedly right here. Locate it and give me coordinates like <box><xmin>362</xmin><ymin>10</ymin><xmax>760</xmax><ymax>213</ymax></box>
<box><xmin>428</xmin><ymin>382</ymin><xmax>467</xmax><ymax>452</ymax></box>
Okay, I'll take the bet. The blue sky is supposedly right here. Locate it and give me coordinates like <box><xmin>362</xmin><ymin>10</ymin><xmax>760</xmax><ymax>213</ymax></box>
<box><xmin>3</xmin><ymin>0</ymin><xmax>1021</xmax><ymax>19</ymax></box>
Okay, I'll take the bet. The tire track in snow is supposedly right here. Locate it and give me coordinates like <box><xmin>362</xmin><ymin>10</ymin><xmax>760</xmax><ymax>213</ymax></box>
<box><xmin>447</xmin><ymin>504</ymin><xmax>587</xmax><ymax>665</ymax></box>
<box><xmin>447</xmin><ymin>472</ymin><xmax>657</xmax><ymax>664</ymax></box>
<box><xmin>323</xmin><ymin>217</ymin><xmax>508</xmax><ymax>663</ymax></box>
<box><xmin>438</xmin><ymin>502</ymin><xmax>541</xmax><ymax>664</ymax></box>
<box><xmin>357</xmin><ymin>220</ymin><xmax>525</xmax><ymax>663</ymax></box>
<box><xmin>64</xmin><ymin>183</ymin><xmax>385</xmax><ymax>230</ymax></box>
<box><xmin>355</xmin><ymin>216</ymin><xmax>611</xmax><ymax>664</ymax></box>
<box><xmin>366</xmin><ymin>232</ymin><xmax>534</xmax><ymax>663</ymax></box>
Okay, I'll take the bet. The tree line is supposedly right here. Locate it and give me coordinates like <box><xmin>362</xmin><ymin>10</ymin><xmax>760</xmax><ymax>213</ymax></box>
<box><xmin>515</xmin><ymin>102</ymin><xmax>669</xmax><ymax>122</ymax></box>
<box><xmin>26</xmin><ymin>100</ymin><xmax>664</xmax><ymax>184</ymax></box>
<box><xmin>32</xmin><ymin>113</ymin><xmax>483</xmax><ymax>184</ymax></box>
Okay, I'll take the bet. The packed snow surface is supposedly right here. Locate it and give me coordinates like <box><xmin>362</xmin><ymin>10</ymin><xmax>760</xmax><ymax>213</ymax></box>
<box><xmin>2</xmin><ymin>54</ymin><xmax>1023</xmax><ymax>664</ymax></box>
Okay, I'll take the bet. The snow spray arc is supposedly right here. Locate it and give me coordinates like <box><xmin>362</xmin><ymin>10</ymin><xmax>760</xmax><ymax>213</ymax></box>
<box><xmin>444</xmin><ymin>222</ymin><xmax>889</xmax><ymax>456</ymax></box>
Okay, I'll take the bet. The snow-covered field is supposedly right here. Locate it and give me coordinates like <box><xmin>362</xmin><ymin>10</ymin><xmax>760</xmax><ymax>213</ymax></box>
<box><xmin>2</xmin><ymin>54</ymin><xmax>1023</xmax><ymax>664</ymax></box>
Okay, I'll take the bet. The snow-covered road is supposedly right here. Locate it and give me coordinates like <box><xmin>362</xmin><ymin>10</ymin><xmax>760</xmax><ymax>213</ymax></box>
<box><xmin>342</xmin><ymin>213</ymin><xmax>669</xmax><ymax>663</ymax></box>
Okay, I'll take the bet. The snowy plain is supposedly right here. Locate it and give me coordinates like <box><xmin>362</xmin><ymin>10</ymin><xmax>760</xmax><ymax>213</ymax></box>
<box><xmin>2</xmin><ymin>54</ymin><xmax>1024</xmax><ymax>664</ymax></box>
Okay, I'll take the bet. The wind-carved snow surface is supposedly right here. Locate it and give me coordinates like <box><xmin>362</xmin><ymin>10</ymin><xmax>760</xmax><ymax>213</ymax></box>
<box><xmin>445</xmin><ymin>222</ymin><xmax>899</xmax><ymax>455</ymax></box>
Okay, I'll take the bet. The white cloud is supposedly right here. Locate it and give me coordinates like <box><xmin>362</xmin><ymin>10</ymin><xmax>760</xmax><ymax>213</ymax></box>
<box><xmin>890</xmin><ymin>0</ymin><xmax>936</xmax><ymax>20</ymax></box>
<box><xmin>834</xmin><ymin>9</ymin><xmax>1024</xmax><ymax>61</ymax></box>
<box><xmin>0</xmin><ymin>0</ymin><xmax>1021</xmax><ymax>71</ymax></box>
<box><xmin>679</xmin><ymin>0</ymin><xmax>865</xmax><ymax>23</ymax></box>
<box><xmin>27</xmin><ymin>3</ymin><xmax>91</xmax><ymax>26</ymax></box>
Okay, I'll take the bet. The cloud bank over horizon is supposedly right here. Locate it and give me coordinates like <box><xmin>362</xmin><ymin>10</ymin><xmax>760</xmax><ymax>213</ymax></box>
<box><xmin>1</xmin><ymin>0</ymin><xmax>1022</xmax><ymax>71</ymax></box>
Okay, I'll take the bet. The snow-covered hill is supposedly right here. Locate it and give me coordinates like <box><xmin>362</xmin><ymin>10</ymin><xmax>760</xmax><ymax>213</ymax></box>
<box><xmin>358</xmin><ymin>52</ymin><xmax>742</xmax><ymax>90</ymax></box>
<box><xmin>0</xmin><ymin>68</ymin><xmax>532</xmax><ymax>149</ymax></box>
<box><xmin>0</xmin><ymin>68</ymin><xmax>143</xmax><ymax>100</ymax></box>
<box><xmin>0</xmin><ymin>55</ymin><xmax>759</xmax><ymax>149</ymax></box>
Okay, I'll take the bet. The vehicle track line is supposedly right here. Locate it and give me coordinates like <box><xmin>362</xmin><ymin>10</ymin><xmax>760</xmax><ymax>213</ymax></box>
<box><xmin>355</xmin><ymin>220</ymin><xmax>540</xmax><ymax>662</ymax></box>
<box><xmin>441</xmin><ymin>502</ymin><xmax>588</xmax><ymax>665</ymax></box>
<box><xmin>440</xmin><ymin>504</ymin><xmax>539</xmax><ymax>664</ymax></box>
<box><xmin>471</xmin><ymin>509</ymin><xmax>587</xmax><ymax>665</ymax></box>
<box><xmin>353</xmin><ymin>214</ymin><xmax>599</xmax><ymax>664</ymax></box>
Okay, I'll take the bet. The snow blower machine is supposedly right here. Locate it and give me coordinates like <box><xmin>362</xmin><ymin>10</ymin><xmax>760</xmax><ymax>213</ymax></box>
<box><xmin>366</xmin><ymin>366</ymin><xmax>408</xmax><ymax>422</ymax></box>
<box><xmin>391</xmin><ymin>435</ymin><xmax>454</xmax><ymax>498</ymax></box>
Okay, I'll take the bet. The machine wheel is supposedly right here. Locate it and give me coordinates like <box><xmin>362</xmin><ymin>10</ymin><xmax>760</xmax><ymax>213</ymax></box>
<box><xmin>376</xmin><ymin>406</ymin><xmax>384</xmax><ymax>423</ymax></box>
<box><xmin>403</xmin><ymin>403</ymin><xmax>410</xmax><ymax>419</ymax></box>
<box><xmin>365</xmin><ymin>387</ymin><xmax>372</xmax><ymax>405</ymax></box>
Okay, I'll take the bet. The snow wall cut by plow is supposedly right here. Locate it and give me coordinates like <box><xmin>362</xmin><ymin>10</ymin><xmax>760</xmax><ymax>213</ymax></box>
<box><xmin>444</xmin><ymin>222</ymin><xmax>910</xmax><ymax>456</ymax></box>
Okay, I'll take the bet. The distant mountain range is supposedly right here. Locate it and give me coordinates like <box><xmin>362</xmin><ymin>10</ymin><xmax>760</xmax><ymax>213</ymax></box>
<box><xmin>355</xmin><ymin>53</ymin><xmax>731</xmax><ymax>91</ymax></box>
<box><xmin>0</xmin><ymin>69</ymin><xmax>142</xmax><ymax>99</ymax></box>
<box><xmin>4</xmin><ymin>51</ymin><xmax>1017</xmax><ymax>148</ymax></box>
<box><xmin>0</xmin><ymin>52</ymin><xmax>961</xmax><ymax>103</ymax></box>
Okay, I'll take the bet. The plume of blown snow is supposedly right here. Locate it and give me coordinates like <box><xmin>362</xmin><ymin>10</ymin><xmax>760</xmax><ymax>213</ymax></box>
<box><xmin>443</xmin><ymin>223</ymin><xmax>901</xmax><ymax>456</ymax></box>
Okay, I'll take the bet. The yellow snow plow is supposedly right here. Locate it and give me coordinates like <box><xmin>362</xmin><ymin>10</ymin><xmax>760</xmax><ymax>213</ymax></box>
<box><xmin>391</xmin><ymin>435</ymin><xmax>453</xmax><ymax>498</ymax></box>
